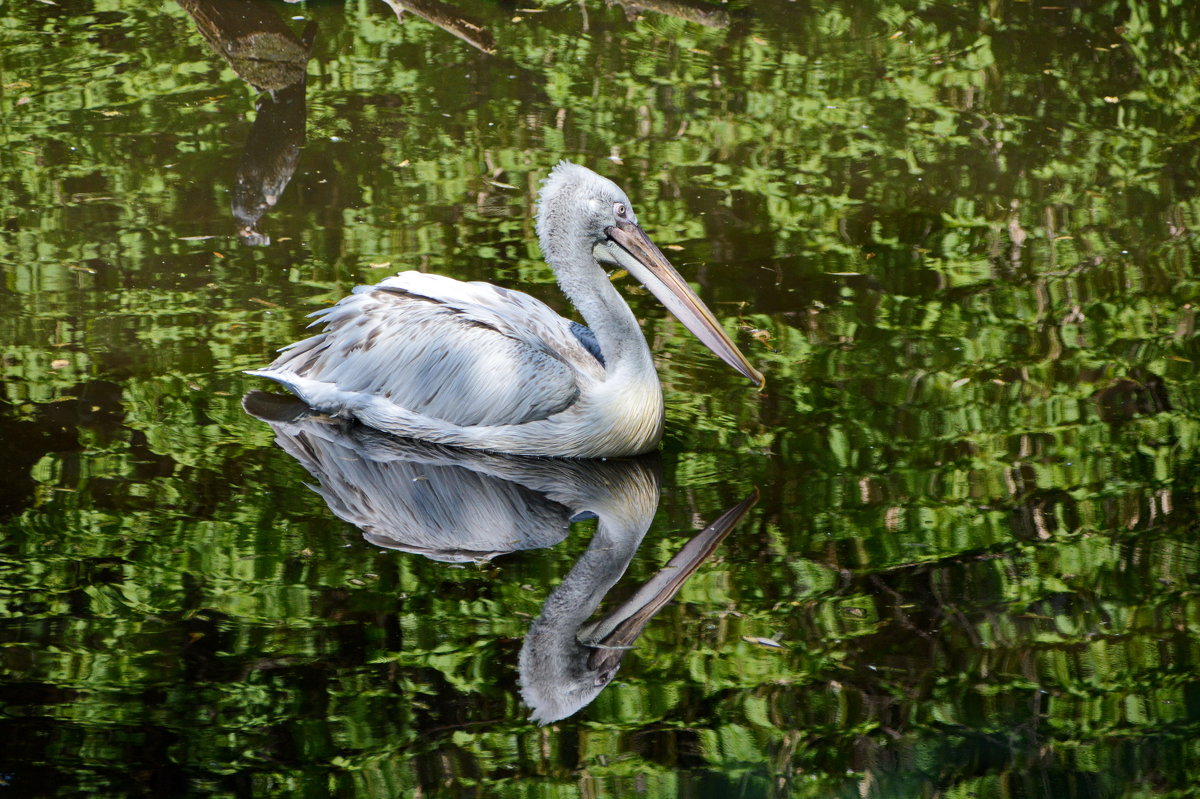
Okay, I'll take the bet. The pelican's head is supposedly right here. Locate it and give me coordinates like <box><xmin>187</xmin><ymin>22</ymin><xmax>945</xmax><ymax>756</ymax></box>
<box><xmin>536</xmin><ymin>161</ymin><xmax>764</xmax><ymax>387</ymax></box>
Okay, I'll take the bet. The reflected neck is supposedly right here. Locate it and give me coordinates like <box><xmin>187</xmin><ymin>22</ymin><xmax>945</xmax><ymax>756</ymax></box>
<box><xmin>529</xmin><ymin>519</ymin><xmax>651</xmax><ymax>640</ymax></box>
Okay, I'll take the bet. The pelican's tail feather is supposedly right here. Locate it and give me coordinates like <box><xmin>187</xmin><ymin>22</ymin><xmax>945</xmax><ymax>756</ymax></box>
<box><xmin>244</xmin><ymin>368</ymin><xmax>307</xmax><ymax>400</ymax></box>
<box><xmin>244</xmin><ymin>369</ymin><xmax>467</xmax><ymax>443</ymax></box>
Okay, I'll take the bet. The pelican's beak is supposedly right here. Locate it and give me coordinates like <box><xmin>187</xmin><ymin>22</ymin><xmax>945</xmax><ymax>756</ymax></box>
<box><xmin>603</xmin><ymin>221</ymin><xmax>764</xmax><ymax>387</ymax></box>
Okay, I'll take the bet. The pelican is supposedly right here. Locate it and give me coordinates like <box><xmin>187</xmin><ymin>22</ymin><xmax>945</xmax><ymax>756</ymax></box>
<box><xmin>247</xmin><ymin>161</ymin><xmax>763</xmax><ymax>457</ymax></box>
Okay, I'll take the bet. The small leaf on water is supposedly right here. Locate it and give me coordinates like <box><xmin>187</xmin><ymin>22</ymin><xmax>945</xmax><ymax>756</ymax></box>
<box><xmin>742</xmin><ymin>636</ymin><xmax>784</xmax><ymax>648</ymax></box>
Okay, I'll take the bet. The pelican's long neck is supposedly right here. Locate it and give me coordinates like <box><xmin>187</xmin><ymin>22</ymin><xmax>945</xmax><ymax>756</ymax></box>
<box><xmin>557</xmin><ymin>243</ymin><xmax>655</xmax><ymax>379</ymax></box>
<box><xmin>540</xmin><ymin>169</ymin><xmax>657</xmax><ymax>379</ymax></box>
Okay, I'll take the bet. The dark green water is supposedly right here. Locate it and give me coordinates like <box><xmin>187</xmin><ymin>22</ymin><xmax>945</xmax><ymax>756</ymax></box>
<box><xmin>2</xmin><ymin>1</ymin><xmax>1199</xmax><ymax>796</ymax></box>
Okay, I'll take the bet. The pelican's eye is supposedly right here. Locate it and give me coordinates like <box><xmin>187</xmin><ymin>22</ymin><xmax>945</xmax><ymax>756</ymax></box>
<box><xmin>613</xmin><ymin>202</ymin><xmax>628</xmax><ymax>220</ymax></box>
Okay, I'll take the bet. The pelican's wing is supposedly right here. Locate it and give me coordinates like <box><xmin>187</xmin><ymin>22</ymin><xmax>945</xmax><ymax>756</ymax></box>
<box><xmin>257</xmin><ymin>272</ymin><xmax>604</xmax><ymax>428</ymax></box>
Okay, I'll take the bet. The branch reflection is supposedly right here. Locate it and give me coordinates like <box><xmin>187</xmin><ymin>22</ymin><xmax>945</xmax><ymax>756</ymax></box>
<box><xmin>179</xmin><ymin>0</ymin><xmax>316</xmax><ymax>246</ymax></box>
<box><xmin>379</xmin><ymin>0</ymin><xmax>496</xmax><ymax>54</ymax></box>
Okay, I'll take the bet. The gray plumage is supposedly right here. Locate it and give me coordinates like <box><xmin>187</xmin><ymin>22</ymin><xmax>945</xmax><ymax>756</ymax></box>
<box><xmin>259</xmin><ymin>275</ymin><xmax>598</xmax><ymax>428</ymax></box>
<box><xmin>247</xmin><ymin>161</ymin><xmax>762</xmax><ymax>457</ymax></box>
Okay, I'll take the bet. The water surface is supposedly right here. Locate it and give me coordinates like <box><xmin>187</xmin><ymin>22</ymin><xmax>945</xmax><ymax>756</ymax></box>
<box><xmin>1</xmin><ymin>1</ymin><xmax>1199</xmax><ymax>796</ymax></box>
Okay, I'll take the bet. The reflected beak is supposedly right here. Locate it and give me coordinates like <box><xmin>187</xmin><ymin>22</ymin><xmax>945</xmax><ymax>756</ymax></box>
<box><xmin>580</xmin><ymin>488</ymin><xmax>760</xmax><ymax>674</ymax></box>
<box><xmin>604</xmin><ymin>221</ymin><xmax>765</xmax><ymax>387</ymax></box>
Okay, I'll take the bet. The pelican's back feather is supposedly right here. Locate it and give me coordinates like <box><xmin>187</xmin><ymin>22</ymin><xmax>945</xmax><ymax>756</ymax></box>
<box><xmin>251</xmin><ymin>272</ymin><xmax>604</xmax><ymax>428</ymax></box>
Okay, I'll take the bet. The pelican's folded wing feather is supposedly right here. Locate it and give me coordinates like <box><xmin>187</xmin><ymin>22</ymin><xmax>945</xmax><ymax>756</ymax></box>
<box><xmin>256</xmin><ymin>272</ymin><xmax>602</xmax><ymax>428</ymax></box>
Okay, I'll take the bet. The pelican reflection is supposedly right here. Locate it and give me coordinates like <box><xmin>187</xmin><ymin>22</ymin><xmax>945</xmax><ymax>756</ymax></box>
<box><xmin>244</xmin><ymin>390</ymin><xmax>756</xmax><ymax>722</ymax></box>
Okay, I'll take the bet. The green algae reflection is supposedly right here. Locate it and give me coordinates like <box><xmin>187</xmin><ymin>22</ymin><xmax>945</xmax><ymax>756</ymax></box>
<box><xmin>1</xmin><ymin>0</ymin><xmax>1199</xmax><ymax>796</ymax></box>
